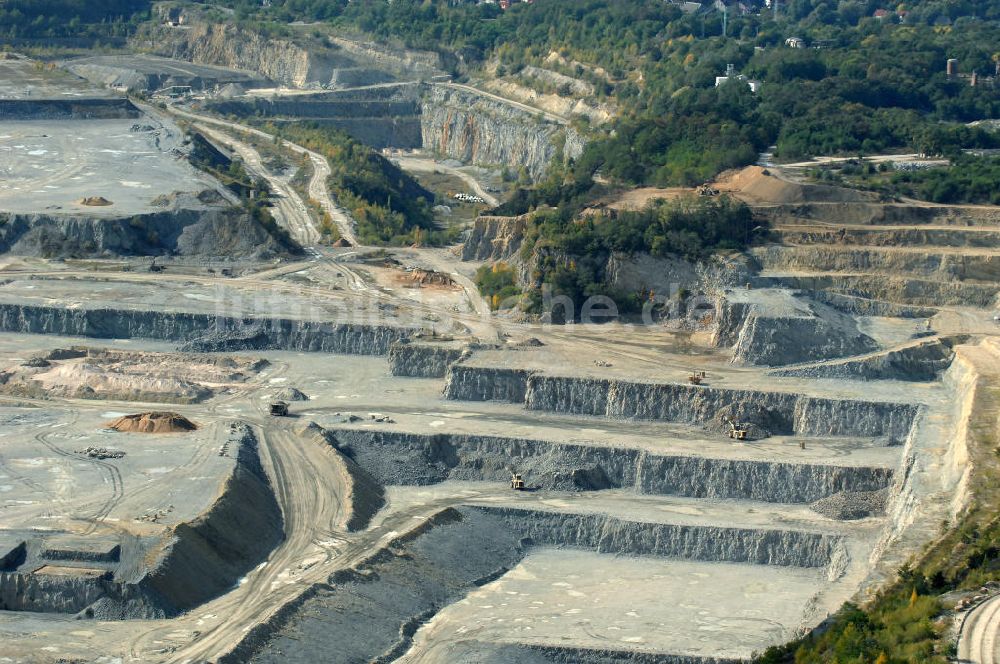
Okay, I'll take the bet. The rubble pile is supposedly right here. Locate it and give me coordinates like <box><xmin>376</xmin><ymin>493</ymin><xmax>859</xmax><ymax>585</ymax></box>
<box><xmin>810</xmin><ymin>488</ymin><xmax>889</xmax><ymax>520</ymax></box>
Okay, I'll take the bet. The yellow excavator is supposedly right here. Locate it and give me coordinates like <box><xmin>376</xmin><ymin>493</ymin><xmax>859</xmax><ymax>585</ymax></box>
<box><xmin>722</xmin><ymin>415</ymin><xmax>748</xmax><ymax>441</ymax></box>
<box><xmin>510</xmin><ymin>472</ymin><xmax>526</xmax><ymax>490</ymax></box>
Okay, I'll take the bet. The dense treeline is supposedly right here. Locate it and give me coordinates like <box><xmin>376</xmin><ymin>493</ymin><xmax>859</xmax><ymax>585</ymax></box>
<box><xmin>0</xmin><ymin>0</ymin><xmax>148</xmax><ymax>39</ymax></box>
<box><xmin>517</xmin><ymin>197</ymin><xmax>758</xmax><ymax>316</ymax></box>
<box><xmin>227</xmin><ymin>0</ymin><xmax>1000</xmax><ymax>187</ymax></box>
<box><xmin>891</xmin><ymin>155</ymin><xmax>1000</xmax><ymax>204</ymax></box>
<box><xmin>260</xmin><ymin>123</ymin><xmax>446</xmax><ymax>246</ymax></box>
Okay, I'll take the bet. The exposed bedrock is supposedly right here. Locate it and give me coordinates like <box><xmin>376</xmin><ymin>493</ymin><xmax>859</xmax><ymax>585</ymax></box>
<box><xmin>0</xmin><ymin>303</ymin><xmax>414</xmax><ymax>356</ymax></box>
<box><xmin>271</xmin><ymin>116</ymin><xmax>422</xmax><ymax>150</ymax></box>
<box><xmin>713</xmin><ymin>290</ymin><xmax>878</xmax><ymax>367</ymax></box>
<box><xmin>752</xmin><ymin>245</ymin><xmax>1000</xmax><ymax>282</ymax></box>
<box><xmin>461</xmin><ymin>214</ymin><xmax>531</xmax><ymax>262</ymax></box>
<box><xmin>331</xmin><ymin>429</ymin><xmax>893</xmax><ymax>503</ymax></box>
<box><xmin>387</xmin><ymin>339</ymin><xmax>467</xmax><ymax>378</ymax></box>
<box><xmin>0</xmin><ymin>570</ymin><xmax>109</xmax><ymax>614</ymax></box>
<box><xmin>0</xmin><ymin>98</ymin><xmax>139</xmax><ymax>120</ymax></box>
<box><xmin>476</xmin><ymin>507</ymin><xmax>840</xmax><ymax>568</ymax></box>
<box><xmin>485</xmin><ymin>373</ymin><xmax>919</xmax><ymax>442</ymax></box>
<box><xmin>769</xmin><ymin>337</ymin><xmax>959</xmax><ymax>382</ymax></box>
<box><xmin>63</xmin><ymin>56</ymin><xmax>270</xmax><ymax>94</ymax></box>
<box><xmin>421</xmin><ymin>85</ymin><xmax>584</xmax><ymax>180</ymax></box>
<box><xmin>443</xmin><ymin>364</ymin><xmax>534</xmax><ymax>402</ymax></box>
<box><xmin>774</xmin><ymin>225</ymin><xmax>1000</xmax><ymax>248</ymax></box>
<box><xmin>755</xmin><ymin>202</ymin><xmax>1000</xmax><ymax>227</ymax></box>
<box><xmin>226</xmin><ymin>507</ymin><xmax>528</xmax><ymax>664</ymax></box>
<box><xmin>0</xmin><ymin>207</ymin><xmax>295</xmax><ymax>259</ymax></box>
<box><xmin>752</xmin><ymin>273</ymin><xmax>998</xmax><ymax>308</ymax></box>
<box><xmin>224</xmin><ymin>505</ymin><xmax>834</xmax><ymax>663</ymax></box>
<box><xmin>206</xmin><ymin>96</ymin><xmax>423</xmax><ymax>149</ymax></box>
<box><xmin>210</xmin><ymin>97</ymin><xmax>420</xmax><ymax>119</ymax></box>
<box><xmin>810</xmin><ymin>291</ymin><xmax>937</xmax><ymax>319</ymax></box>
<box><xmin>139</xmin><ymin>23</ymin><xmax>356</xmax><ymax>88</ymax></box>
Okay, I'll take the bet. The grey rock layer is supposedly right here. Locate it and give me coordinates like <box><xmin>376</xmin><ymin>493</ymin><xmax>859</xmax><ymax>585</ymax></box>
<box><xmin>387</xmin><ymin>340</ymin><xmax>466</xmax><ymax>378</ymax></box>
<box><xmin>332</xmin><ymin>429</ymin><xmax>893</xmax><ymax>503</ymax></box>
<box><xmin>421</xmin><ymin>85</ymin><xmax>583</xmax><ymax>180</ymax></box>
<box><xmin>476</xmin><ymin>507</ymin><xmax>839</xmax><ymax>568</ymax></box>
<box><xmin>715</xmin><ymin>292</ymin><xmax>878</xmax><ymax>367</ymax></box>
<box><xmin>770</xmin><ymin>338</ymin><xmax>957</xmax><ymax>382</ymax></box>
<box><xmin>225</xmin><ymin>505</ymin><xmax>831</xmax><ymax>663</ymax></box>
<box><xmin>452</xmin><ymin>371</ymin><xmax>919</xmax><ymax>442</ymax></box>
<box><xmin>0</xmin><ymin>208</ymin><xmax>295</xmax><ymax>259</ymax></box>
<box><xmin>0</xmin><ymin>303</ymin><xmax>414</xmax><ymax>356</ymax></box>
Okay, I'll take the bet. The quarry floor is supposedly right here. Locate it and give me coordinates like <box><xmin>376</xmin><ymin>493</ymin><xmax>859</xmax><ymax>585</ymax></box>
<box><xmin>0</xmin><ymin>114</ymin><xmax>223</xmax><ymax>216</ymax></box>
<box><xmin>0</xmin><ymin>305</ymin><xmax>953</xmax><ymax>662</ymax></box>
<box><xmin>0</xmin><ymin>52</ymin><xmax>990</xmax><ymax>662</ymax></box>
<box><xmin>0</xmin><ymin>228</ymin><xmax>983</xmax><ymax>659</ymax></box>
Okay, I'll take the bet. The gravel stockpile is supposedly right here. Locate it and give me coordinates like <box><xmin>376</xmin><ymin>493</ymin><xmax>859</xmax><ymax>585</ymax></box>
<box><xmin>106</xmin><ymin>412</ymin><xmax>198</xmax><ymax>434</ymax></box>
<box><xmin>810</xmin><ymin>488</ymin><xmax>889</xmax><ymax>520</ymax></box>
<box><xmin>274</xmin><ymin>387</ymin><xmax>309</xmax><ymax>401</ymax></box>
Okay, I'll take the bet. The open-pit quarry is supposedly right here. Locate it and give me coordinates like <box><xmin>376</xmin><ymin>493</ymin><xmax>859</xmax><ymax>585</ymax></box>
<box><xmin>0</xmin><ymin>32</ymin><xmax>999</xmax><ymax>664</ymax></box>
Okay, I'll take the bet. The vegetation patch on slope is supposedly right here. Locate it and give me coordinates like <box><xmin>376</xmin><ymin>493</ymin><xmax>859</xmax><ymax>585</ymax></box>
<box><xmin>261</xmin><ymin>122</ymin><xmax>453</xmax><ymax>246</ymax></box>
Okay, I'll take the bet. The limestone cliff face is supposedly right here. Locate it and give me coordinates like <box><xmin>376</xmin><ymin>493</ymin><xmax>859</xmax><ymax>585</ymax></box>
<box><xmin>461</xmin><ymin>214</ymin><xmax>531</xmax><ymax>262</ymax></box>
<box><xmin>442</xmin><ymin>365</ymin><xmax>918</xmax><ymax>442</ymax></box>
<box><xmin>387</xmin><ymin>340</ymin><xmax>467</xmax><ymax>378</ymax></box>
<box><xmin>421</xmin><ymin>85</ymin><xmax>583</xmax><ymax>180</ymax></box>
<box><xmin>138</xmin><ymin>23</ymin><xmax>354</xmax><ymax>88</ymax></box>
<box><xmin>0</xmin><ymin>303</ymin><xmax>415</xmax><ymax>356</ymax></box>
<box><xmin>476</xmin><ymin>507</ymin><xmax>840</xmax><ymax>568</ymax></box>
<box><xmin>714</xmin><ymin>290</ymin><xmax>879</xmax><ymax>367</ymax></box>
<box><xmin>332</xmin><ymin>428</ymin><xmax>893</xmax><ymax>503</ymax></box>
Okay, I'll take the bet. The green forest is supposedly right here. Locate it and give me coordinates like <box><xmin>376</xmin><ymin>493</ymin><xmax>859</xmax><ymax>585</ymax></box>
<box><xmin>514</xmin><ymin>196</ymin><xmax>758</xmax><ymax>316</ymax></box>
<box><xmin>187</xmin><ymin>0</ymin><xmax>1000</xmax><ymax>191</ymax></box>
<box><xmin>0</xmin><ymin>0</ymin><xmax>147</xmax><ymax>40</ymax></box>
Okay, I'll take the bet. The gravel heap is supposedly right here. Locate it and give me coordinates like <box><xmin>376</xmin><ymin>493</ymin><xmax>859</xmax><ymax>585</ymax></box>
<box><xmin>106</xmin><ymin>411</ymin><xmax>198</xmax><ymax>434</ymax></box>
<box><xmin>810</xmin><ymin>488</ymin><xmax>889</xmax><ymax>520</ymax></box>
<box><xmin>275</xmin><ymin>387</ymin><xmax>309</xmax><ymax>401</ymax></box>
<box><xmin>702</xmin><ymin>403</ymin><xmax>782</xmax><ymax>441</ymax></box>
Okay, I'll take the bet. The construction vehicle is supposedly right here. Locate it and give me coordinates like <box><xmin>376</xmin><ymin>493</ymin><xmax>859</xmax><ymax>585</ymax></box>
<box><xmin>510</xmin><ymin>472</ymin><xmax>526</xmax><ymax>490</ymax></box>
<box><xmin>269</xmin><ymin>401</ymin><xmax>289</xmax><ymax>417</ymax></box>
<box><xmin>722</xmin><ymin>415</ymin><xmax>749</xmax><ymax>441</ymax></box>
<box><xmin>688</xmin><ymin>370</ymin><xmax>707</xmax><ymax>385</ymax></box>
<box><xmin>148</xmin><ymin>257</ymin><xmax>164</xmax><ymax>273</ymax></box>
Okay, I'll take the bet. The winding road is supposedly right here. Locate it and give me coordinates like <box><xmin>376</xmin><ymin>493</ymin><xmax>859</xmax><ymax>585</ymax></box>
<box><xmin>960</xmin><ymin>595</ymin><xmax>1000</xmax><ymax>663</ymax></box>
<box><xmin>167</xmin><ymin>106</ymin><xmax>359</xmax><ymax>246</ymax></box>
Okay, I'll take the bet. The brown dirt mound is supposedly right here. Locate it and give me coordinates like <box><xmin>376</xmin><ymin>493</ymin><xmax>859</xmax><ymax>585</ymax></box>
<box><xmin>716</xmin><ymin>166</ymin><xmax>875</xmax><ymax>205</ymax></box>
<box><xmin>106</xmin><ymin>412</ymin><xmax>197</xmax><ymax>433</ymax></box>
<box><xmin>79</xmin><ymin>196</ymin><xmax>113</xmax><ymax>207</ymax></box>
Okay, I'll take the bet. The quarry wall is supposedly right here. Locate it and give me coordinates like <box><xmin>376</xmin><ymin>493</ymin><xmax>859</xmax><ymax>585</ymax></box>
<box><xmin>332</xmin><ymin>429</ymin><xmax>893</xmax><ymax>503</ymax></box>
<box><xmin>443</xmin><ymin>366</ymin><xmax>919</xmax><ymax>442</ymax></box>
<box><xmin>0</xmin><ymin>303</ymin><xmax>415</xmax><ymax>356</ymax></box>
